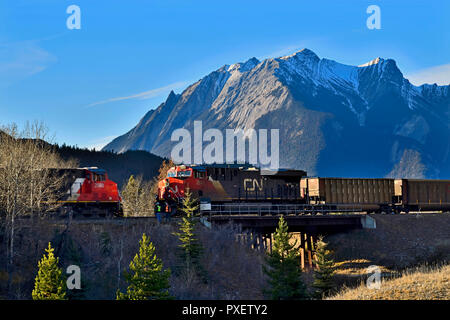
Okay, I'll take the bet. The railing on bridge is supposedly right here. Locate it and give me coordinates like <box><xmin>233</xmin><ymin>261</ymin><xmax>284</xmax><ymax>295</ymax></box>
<box><xmin>201</xmin><ymin>203</ymin><xmax>364</xmax><ymax>217</ymax></box>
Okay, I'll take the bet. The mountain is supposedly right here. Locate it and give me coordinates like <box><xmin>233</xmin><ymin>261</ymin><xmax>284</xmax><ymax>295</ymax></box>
<box><xmin>103</xmin><ymin>49</ymin><xmax>450</xmax><ymax>178</ymax></box>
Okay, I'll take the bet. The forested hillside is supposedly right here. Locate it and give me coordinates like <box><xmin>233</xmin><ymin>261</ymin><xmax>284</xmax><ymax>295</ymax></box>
<box><xmin>56</xmin><ymin>144</ymin><xmax>164</xmax><ymax>187</ymax></box>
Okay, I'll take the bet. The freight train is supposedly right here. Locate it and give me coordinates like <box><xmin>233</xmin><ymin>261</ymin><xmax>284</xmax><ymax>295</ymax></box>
<box><xmin>48</xmin><ymin>167</ymin><xmax>123</xmax><ymax>217</ymax></box>
<box><xmin>157</xmin><ymin>164</ymin><xmax>450</xmax><ymax>214</ymax></box>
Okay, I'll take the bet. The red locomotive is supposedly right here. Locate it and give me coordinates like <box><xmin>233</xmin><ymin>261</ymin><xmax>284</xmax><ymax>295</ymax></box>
<box><xmin>157</xmin><ymin>164</ymin><xmax>307</xmax><ymax>214</ymax></box>
<box><xmin>52</xmin><ymin>167</ymin><xmax>123</xmax><ymax>217</ymax></box>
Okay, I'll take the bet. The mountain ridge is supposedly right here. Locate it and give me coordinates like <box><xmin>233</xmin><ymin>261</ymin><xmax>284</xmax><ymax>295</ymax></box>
<box><xmin>103</xmin><ymin>48</ymin><xmax>450</xmax><ymax>178</ymax></box>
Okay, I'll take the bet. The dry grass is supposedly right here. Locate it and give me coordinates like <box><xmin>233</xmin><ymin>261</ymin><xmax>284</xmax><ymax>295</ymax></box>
<box><xmin>334</xmin><ymin>259</ymin><xmax>394</xmax><ymax>276</ymax></box>
<box><xmin>325</xmin><ymin>213</ymin><xmax>450</xmax><ymax>289</ymax></box>
<box><xmin>329</xmin><ymin>264</ymin><xmax>450</xmax><ymax>300</ymax></box>
<box><xmin>328</xmin><ymin>214</ymin><xmax>450</xmax><ymax>269</ymax></box>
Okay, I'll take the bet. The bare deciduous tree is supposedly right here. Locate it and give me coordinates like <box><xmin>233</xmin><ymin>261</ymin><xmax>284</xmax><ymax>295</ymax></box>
<box><xmin>121</xmin><ymin>175</ymin><xmax>154</xmax><ymax>216</ymax></box>
<box><xmin>0</xmin><ymin>121</ymin><xmax>77</xmax><ymax>296</ymax></box>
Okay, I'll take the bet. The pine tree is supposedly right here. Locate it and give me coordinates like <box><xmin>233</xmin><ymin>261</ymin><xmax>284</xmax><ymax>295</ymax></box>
<box><xmin>263</xmin><ymin>216</ymin><xmax>307</xmax><ymax>300</ymax></box>
<box><xmin>173</xmin><ymin>190</ymin><xmax>205</xmax><ymax>280</ymax></box>
<box><xmin>32</xmin><ymin>242</ymin><xmax>67</xmax><ymax>300</ymax></box>
<box><xmin>312</xmin><ymin>236</ymin><xmax>335</xmax><ymax>299</ymax></box>
<box><xmin>117</xmin><ymin>233</ymin><xmax>172</xmax><ymax>300</ymax></box>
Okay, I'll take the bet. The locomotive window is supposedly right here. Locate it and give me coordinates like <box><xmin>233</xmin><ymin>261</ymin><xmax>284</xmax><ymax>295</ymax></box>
<box><xmin>94</xmin><ymin>174</ymin><xmax>103</xmax><ymax>182</ymax></box>
<box><xmin>177</xmin><ymin>170</ymin><xmax>192</xmax><ymax>178</ymax></box>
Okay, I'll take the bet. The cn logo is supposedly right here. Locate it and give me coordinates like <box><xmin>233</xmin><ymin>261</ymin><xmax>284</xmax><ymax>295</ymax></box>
<box><xmin>244</xmin><ymin>178</ymin><xmax>263</xmax><ymax>192</ymax></box>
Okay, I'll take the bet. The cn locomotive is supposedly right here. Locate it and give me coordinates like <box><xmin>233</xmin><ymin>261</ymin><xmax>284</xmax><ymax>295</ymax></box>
<box><xmin>157</xmin><ymin>164</ymin><xmax>450</xmax><ymax>214</ymax></box>
<box><xmin>50</xmin><ymin>167</ymin><xmax>123</xmax><ymax>217</ymax></box>
<box><xmin>157</xmin><ymin>164</ymin><xmax>306</xmax><ymax>203</ymax></box>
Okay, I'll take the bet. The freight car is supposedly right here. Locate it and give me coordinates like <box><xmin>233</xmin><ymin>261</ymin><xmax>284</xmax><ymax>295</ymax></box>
<box><xmin>48</xmin><ymin>167</ymin><xmax>123</xmax><ymax>217</ymax></box>
<box><xmin>300</xmin><ymin>177</ymin><xmax>450</xmax><ymax>213</ymax></box>
<box><xmin>300</xmin><ymin>177</ymin><xmax>396</xmax><ymax>213</ymax></box>
<box><xmin>394</xmin><ymin>179</ymin><xmax>450</xmax><ymax>212</ymax></box>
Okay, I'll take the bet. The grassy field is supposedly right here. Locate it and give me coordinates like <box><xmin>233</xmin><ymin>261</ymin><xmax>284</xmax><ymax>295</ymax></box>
<box><xmin>325</xmin><ymin>213</ymin><xmax>450</xmax><ymax>289</ymax></box>
<box><xmin>328</xmin><ymin>264</ymin><xmax>449</xmax><ymax>300</ymax></box>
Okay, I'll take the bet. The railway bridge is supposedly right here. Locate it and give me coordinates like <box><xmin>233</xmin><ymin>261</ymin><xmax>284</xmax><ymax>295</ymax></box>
<box><xmin>200</xmin><ymin>204</ymin><xmax>376</xmax><ymax>269</ymax></box>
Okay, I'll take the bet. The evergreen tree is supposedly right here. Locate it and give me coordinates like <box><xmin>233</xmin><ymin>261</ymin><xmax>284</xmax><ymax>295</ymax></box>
<box><xmin>312</xmin><ymin>235</ymin><xmax>335</xmax><ymax>299</ymax></box>
<box><xmin>32</xmin><ymin>242</ymin><xmax>67</xmax><ymax>300</ymax></box>
<box><xmin>117</xmin><ymin>233</ymin><xmax>172</xmax><ymax>300</ymax></box>
<box><xmin>263</xmin><ymin>216</ymin><xmax>307</xmax><ymax>300</ymax></box>
<box><xmin>173</xmin><ymin>190</ymin><xmax>205</xmax><ymax>280</ymax></box>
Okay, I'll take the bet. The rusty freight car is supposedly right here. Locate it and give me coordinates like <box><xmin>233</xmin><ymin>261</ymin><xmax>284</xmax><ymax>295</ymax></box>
<box><xmin>300</xmin><ymin>177</ymin><xmax>395</xmax><ymax>213</ymax></box>
<box><xmin>394</xmin><ymin>179</ymin><xmax>450</xmax><ymax>212</ymax></box>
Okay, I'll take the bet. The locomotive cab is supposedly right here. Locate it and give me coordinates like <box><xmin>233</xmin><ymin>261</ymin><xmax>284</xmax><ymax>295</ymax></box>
<box><xmin>157</xmin><ymin>165</ymin><xmax>209</xmax><ymax>203</ymax></box>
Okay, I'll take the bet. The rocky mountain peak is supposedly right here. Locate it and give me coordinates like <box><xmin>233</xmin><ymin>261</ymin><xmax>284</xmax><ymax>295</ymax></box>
<box><xmin>103</xmin><ymin>50</ymin><xmax>450</xmax><ymax>178</ymax></box>
<box><xmin>280</xmin><ymin>48</ymin><xmax>320</xmax><ymax>61</ymax></box>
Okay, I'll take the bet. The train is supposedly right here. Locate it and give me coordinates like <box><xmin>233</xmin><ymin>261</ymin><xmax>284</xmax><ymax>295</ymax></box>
<box><xmin>157</xmin><ymin>164</ymin><xmax>450</xmax><ymax>214</ymax></box>
<box><xmin>49</xmin><ymin>167</ymin><xmax>123</xmax><ymax>217</ymax></box>
<box><xmin>34</xmin><ymin>164</ymin><xmax>449</xmax><ymax>218</ymax></box>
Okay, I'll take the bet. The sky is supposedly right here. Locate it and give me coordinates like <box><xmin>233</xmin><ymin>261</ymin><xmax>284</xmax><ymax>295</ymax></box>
<box><xmin>0</xmin><ymin>0</ymin><xmax>449</xmax><ymax>150</ymax></box>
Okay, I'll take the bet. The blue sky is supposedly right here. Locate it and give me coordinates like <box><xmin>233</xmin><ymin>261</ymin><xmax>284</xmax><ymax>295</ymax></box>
<box><xmin>1</xmin><ymin>0</ymin><xmax>449</xmax><ymax>149</ymax></box>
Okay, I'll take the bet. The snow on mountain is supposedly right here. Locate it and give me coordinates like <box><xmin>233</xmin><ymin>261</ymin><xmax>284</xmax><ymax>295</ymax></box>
<box><xmin>103</xmin><ymin>49</ymin><xmax>450</xmax><ymax>178</ymax></box>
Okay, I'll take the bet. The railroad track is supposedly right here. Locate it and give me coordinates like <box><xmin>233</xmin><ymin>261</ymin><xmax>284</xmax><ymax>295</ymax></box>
<box><xmin>13</xmin><ymin>210</ymin><xmax>448</xmax><ymax>225</ymax></box>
